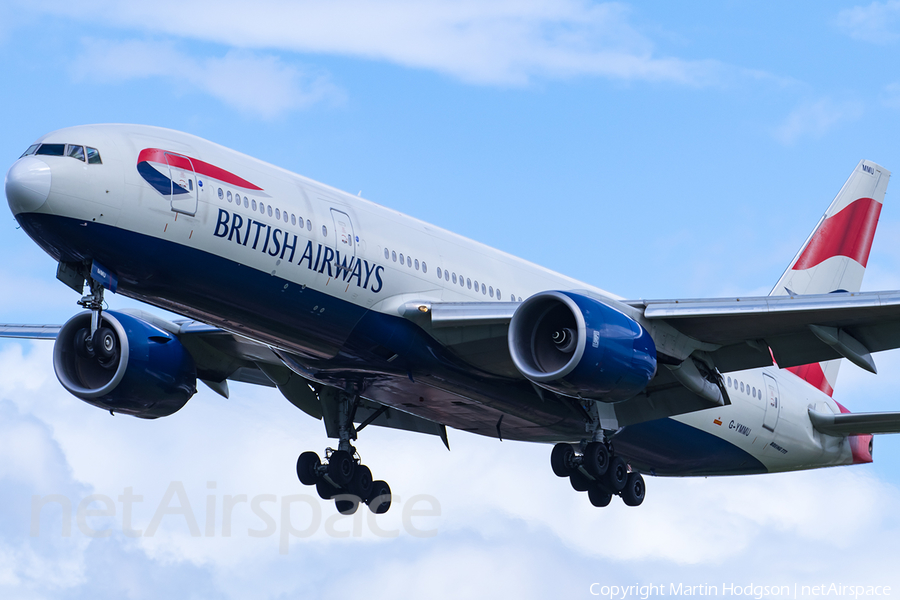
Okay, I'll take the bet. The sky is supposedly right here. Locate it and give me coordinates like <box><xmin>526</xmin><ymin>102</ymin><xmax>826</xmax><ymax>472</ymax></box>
<box><xmin>3</xmin><ymin>1</ymin><xmax>900</xmax><ymax>598</ymax></box>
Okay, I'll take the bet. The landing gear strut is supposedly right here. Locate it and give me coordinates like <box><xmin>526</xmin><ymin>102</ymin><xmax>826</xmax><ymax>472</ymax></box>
<box><xmin>550</xmin><ymin>438</ymin><xmax>646</xmax><ymax>508</ymax></box>
<box><xmin>295</xmin><ymin>390</ymin><xmax>392</xmax><ymax>514</ymax></box>
<box><xmin>73</xmin><ymin>280</ymin><xmax>118</xmax><ymax>368</ymax></box>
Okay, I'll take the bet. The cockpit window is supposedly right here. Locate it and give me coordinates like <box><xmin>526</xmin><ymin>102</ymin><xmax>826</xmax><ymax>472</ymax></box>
<box><xmin>36</xmin><ymin>143</ymin><xmax>66</xmax><ymax>156</ymax></box>
<box><xmin>20</xmin><ymin>144</ymin><xmax>39</xmax><ymax>158</ymax></box>
<box><xmin>86</xmin><ymin>147</ymin><xmax>102</xmax><ymax>164</ymax></box>
<box><xmin>66</xmin><ymin>145</ymin><xmax>85</xmax><ymax>162</ymax></box>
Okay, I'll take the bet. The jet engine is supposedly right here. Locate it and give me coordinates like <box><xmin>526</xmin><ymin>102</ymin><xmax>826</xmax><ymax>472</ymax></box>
<box><xmin>53</xmin><ymin>310</ymin><xmax>197</xmax><ymax>418</ymax></box>
<box><xmin>508</xmin><ymin>291</ymin><xmax>657</xmax><ymax>401</ymax></box>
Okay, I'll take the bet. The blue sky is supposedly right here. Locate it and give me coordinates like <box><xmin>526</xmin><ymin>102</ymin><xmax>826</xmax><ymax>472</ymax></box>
<box><xmin>3</xmin><ymin>1</ymin><xmax>900</xmax><ymax>598</ymax></box>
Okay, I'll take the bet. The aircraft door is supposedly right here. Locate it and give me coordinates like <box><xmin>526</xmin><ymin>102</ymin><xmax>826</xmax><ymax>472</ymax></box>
<box><xmin>762</xmin><ymin>373</ymin><xmax>781</xmax><ymax>432</ymax></box>
<box><xmin>331</xmin><ymin>208</ymin><xmax>356</xmax><ymax>259</ymax></box>
<box><xmin>165</xmin><ymin>152</ymin><xmax>198</xmax><ymax>216</ymax></box>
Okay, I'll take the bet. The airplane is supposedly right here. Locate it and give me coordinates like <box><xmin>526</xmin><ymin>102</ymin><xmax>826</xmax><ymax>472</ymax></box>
<box><xmin>5</xmin><ymin>124</ymin><xmax>900</xmax><ymax>516</ymax></box>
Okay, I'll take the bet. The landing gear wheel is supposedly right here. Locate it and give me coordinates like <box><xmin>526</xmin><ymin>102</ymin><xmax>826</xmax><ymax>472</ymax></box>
<box><xmin>583</xmin><ymin>442</ymin><xmax>609</xmax><ymax>479</ymax></box>
<box><xmin>569</xmin><ymin>470</ymin><xmax>591</xmax><ymax>492</ymax></box>
<box><xmin>335</xmin><ymin>495</ymin><xmax>359</xmax><ymax>515</ymax></box>
<box><xmin>604</xmin><ymin>456</ymin><xmax>628</xmax><ymax>493</ymax></box>
<box><xmin>93</xmin><ymin>326</ymin><xmax>119</xmax><ymax>369</ymax></box>
<box><xmin>316</xmin><ymin>478</ymin><xmax>340</xmax><ymax>500</ymax></box>
<box><xmin>327</xmin><ymin>450</ymin><xmax>356</xmax><ymax>487</ymax></box>
<box><xmin>621</xmin><ymin>472</ymin><xmax>645</xmax><ymax>507</ymax></box>
<box><xmin>550</xmin><ymin>443</ymin><xmax>577</xmax><ymax>477</ymax></box>
<box><xmin>588</xmin><ymin>484</ymin><xmax>613</xmax><ymax>508</ymax></box>
<box><xmin>296</xmin><ymin>451</ymin><xmax>321</xmax><ymax>486</ymax></box>
<box><xmin>74</xmin><ymin>328</ymin><xmax>95</xmax><ymax>358</ymax></box>
<box><xmin>368</xmin><ymin>480</ymin><xmax>392</xmax><ymax>514</ymax></box>
<box><xmin>349</xmin><ymin>464</ymin><xmax>374</xmax><ymax>501</ymax></box>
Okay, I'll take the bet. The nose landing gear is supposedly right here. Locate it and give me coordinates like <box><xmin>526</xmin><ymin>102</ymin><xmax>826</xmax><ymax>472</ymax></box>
<box><xmin>551</xmin><ymin>441</ymin><xmax>645</xmax><ymax>507</ymax></box>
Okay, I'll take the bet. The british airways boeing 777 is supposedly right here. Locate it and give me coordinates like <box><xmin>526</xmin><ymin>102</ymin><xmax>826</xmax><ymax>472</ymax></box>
<box><xmin>5</xmin><ymin>124</ymin><xmax>900</xmax><ymax>514</ymax></box>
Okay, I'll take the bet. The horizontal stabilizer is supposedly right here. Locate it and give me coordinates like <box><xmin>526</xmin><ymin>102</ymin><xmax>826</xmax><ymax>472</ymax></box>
<box><xmin>808</xmin><ymin>408</ymin><xmax>900</xmax><ymax>435</ymax></box>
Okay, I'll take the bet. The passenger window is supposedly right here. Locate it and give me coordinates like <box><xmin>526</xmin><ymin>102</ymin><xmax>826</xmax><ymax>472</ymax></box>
<box><xmin>243</xmin><ymin>197</ymin><xmax>249</xmax><ymax>208</ymax></box>
<box><xmin>307</xmin><ymin>220</ymin><xmax>312</xmax><ymax>231</ymax></box>
<box><xmin>275</xmin><ymin>208</ymin><xmax>280</xmax><ymax>220</ymax></box>
<box><xmin>36</xmin><ymin>144</ymin><xmax>65</xmax><ymax>156</ymax></box>
<box><xmin>291</xmin><ymin>214</ymin><xmax>296</xmax><ymax>225</ymax></box>
<box><xmin>481</xmin><ymin>283</ymin><xmax>486</xmax><ymax>294</ymax></box>
<box><xmin>517</xmin><ymin>297</ymin><xmax>522</xmax><ymax>302</ymax></box>
<box><xmin>227</xmin><ymin>191</ymin><xmax>232</xmax><ymax>202</ymax></box>
<box><xmin>268</xmin><ymin>205</ymin><xmax>273</xmax><ymax>217</ymax></box>
<box><xmin>218</xmin><ymin>188</ymin><xmax>224</xmax><ymax>200</ymax></box>
<box><xmin>323</xmin><ymin>225</ymin><xmax>328</xmax><ymax>236</ymax></box>
<box><xmin>407</xmin><ymin>256</ymin><xmax>412</xmax><ymax>267</ymax></box>
<box><xmin>252</xmin><ymin>199</ymin><xmax>257</xmax><ymax>211</ymax></box>
<box><xmin>20</xmin><ymin>144</ymin><xmax>39</xmax><ymax>158</ymax></box>
<box><xmin>452</xmin><ymin>273</ymin><xmax>457</xmax><ymax>284</ymax></box>
<box><xmin>489</xmin><ymin>286</ymin><xmax>494</xmax><ymax>298</ymax></box>
<box><xmin>86</xmin><ymin>147</ymin><xmax>102</xmax><ymax>164</ymax></box>
<box><xmin>496</xmin><ymin>289</ymin><xmax>501</xmax><ymax>299</ymax></box>
<box><xmin>444</xmin><ymin>271</ymin><xmax>449</xmax><ymax>281</ymax></box>
<box><xmin>467</xmin><ymin>278</ymin><xmax>471</xmax><ymax>289</ymax></box>
<box><xmin>189</xmin><ymin>179</ymin><xmax>193</xmax><ymax>191</ymax></box>
<box><xmin>399</xmin><ymin>253</ymin><xmax>404</xmax><ymax>264</ymax></box>
<box><xmin>66</xmin><ymin>145</ymin><xmax>85</xmax><ymax>161</ymax></box>
<box><xmin>415</xmin><ymin>259</ymin><xmax>419</xmax><ymax>270</ymax></box>
<box><xmin>437</xmin><ymin>268</ymin><xmax>443</xmax><ymax>279</ymax></box>
<box><xmin>740</xmin><ymin>382</ymin><xmax>744</xmax><ymax>392</ymax></box>
<box><xmin>385</xmin><ymin>248</ymin><xmax>390</xmax><ymax>260</ymax></box>
<box><xmin>422</xmin><ymin>262</ymin><xmax>427</xmax><ymax>273</ymax></box>
<box><xmin>474</xmin><ymin>280</ymin><xmax>478</xmax><ymax>291</ymax></box>
<box><xmin>727</xmin><ymin>377</ymin><xmax>731</xmax><ymax>387</ymax></box>
<box><xmin>392</xmin><ymin>251</ymin><xmax>397</xmax><ymax>262</ymax></box>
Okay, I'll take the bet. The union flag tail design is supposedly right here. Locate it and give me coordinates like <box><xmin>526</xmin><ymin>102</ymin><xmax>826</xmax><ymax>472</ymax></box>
<box><xmin>771</xmin><ymin>160</ymin><xmax>891</xmax><ymax>397</ymax></box>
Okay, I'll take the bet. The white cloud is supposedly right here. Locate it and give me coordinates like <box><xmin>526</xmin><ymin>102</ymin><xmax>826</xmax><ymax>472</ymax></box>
<box><xmin>773</xmin><ymin>98</ymin><xmax>864</xmax><ymax>145</ymax></box>
<box><xmin>42</xmin><ymin>0</ymin><xmax>726</xmax><ymax>86</ymax></box>
<box><xmin>71</xmin><ymin>39</ymin><xmax>343</xmax><ymax>118</ymax></box>
<box><xmin>836</xmin><ymin>1</ymin><xmax>900</xmax><ymax>44</ymax></box>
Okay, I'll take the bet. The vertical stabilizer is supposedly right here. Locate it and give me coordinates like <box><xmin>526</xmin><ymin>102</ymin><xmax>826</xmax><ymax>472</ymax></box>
<box><xmin>771</xmin><ymin>160</ymin><xmax>890</xmax><ymax>395</ymax></box>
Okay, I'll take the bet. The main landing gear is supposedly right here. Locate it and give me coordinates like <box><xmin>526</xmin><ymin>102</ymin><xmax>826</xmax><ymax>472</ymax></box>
<box><xmin>550</xmin><ymin>441</ymin><xmax>646</xmax><ymax>507</ymax></box>
<box><xmin>295</xmin><ymin>390</ymin><xmax>392</xmax><ymax>515</ymax></box>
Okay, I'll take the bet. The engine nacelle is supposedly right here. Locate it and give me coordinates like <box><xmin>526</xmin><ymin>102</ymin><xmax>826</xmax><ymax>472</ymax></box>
<box><xmin>53</xmin><ymin>311</ymin><xmax>197</xmax><ymax>418</ymax></box>
<box><xmin>508</xmin><ymin>291</ymin><xmax>657</xmax><ymax>401</ymax></box>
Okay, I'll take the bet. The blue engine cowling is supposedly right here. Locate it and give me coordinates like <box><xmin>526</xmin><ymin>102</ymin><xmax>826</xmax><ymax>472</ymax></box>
<box><xmin>508</xmin><ymin>291</ymin><xmax>657</xmax><ymax>401</ymax></box>
<box><xmin>53</xmin><ymin>310</ymin><xmax>197</xmax><ymax>418</ymax></box>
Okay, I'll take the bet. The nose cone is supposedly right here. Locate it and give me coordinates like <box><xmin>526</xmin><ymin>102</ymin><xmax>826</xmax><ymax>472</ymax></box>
<box><xmin>5</xmin><ymin>156</ymin><xmax>51</xmax><ymax>214</ymax></box>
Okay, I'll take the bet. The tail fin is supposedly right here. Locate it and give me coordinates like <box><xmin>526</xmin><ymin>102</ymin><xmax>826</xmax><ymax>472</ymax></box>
<box><xmin>771</xmin><ymin>160</ymin><xmax>891</xmax><ymax>396</ymax></box>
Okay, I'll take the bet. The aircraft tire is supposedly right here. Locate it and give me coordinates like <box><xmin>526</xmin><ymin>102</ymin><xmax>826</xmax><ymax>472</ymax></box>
<box><xmin>583</xmin><ymin>442</ymin><xmax>609</xmax><ymax>478</ymax></box>
<box><xmin>587</xmin><ymin>484</ymin><xmax>613</xmax><ymax>507</ymax></box>
<box><xmin>349</xmin><ymin>464</ymin><xmax>374</xmax><ymax>501</ymax></box>
<box><xmin>335</xmin><ymin>495</ymin><xmax>360</xmax><ymax>515</ymax></box>
<box><xmin>550</xmin><ymin>443</ymin><xmax>576</xmax><ymax>477</ymax></box>
<box><xmin>316</xmin><ymin>478</ymin><xmax>341</xmax><ymax>500</ymax></box>
<box><xmin>569</xmin><ymin>470</ymin><xmax>591</xmax><ymax>492</ymax></box>
<box><xmin>327</xmin><ymin>450</ymin><xmax>356</xmax><ymax>487</ymax></box>
<box><xmin>368</xmin><ymin>480</ymin><xmax>392</xmax><ymax>514</ymax></box>
<box><xmin>296</xmin><ymin>451</ymin><xmax>321</xmax><ymax>486</ymax></box>
<box><xmin>621</xmin><ymin>472</ymin><xmax>646</xmax><ymax>507</ymax></box>
<box><xmin>604</xmin><ymin>456</ymin><xmax>628</xmax><ymax>493</ymax></box>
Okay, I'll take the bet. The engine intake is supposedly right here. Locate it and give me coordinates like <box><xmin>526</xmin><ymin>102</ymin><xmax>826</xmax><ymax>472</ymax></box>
<box><xmin>53</xmin><ymin>311</ymin><xmax>197</xmax><ymax>418</ymax></box>
<box><xmin>508</xmin><ymin>291</ymin><xmax>657</xmax><ymax>401</ymax></box>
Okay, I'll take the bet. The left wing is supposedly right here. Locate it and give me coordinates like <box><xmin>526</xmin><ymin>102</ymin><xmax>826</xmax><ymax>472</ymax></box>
<box><xmin>0</xmin><ymin>311</ymin><xmax>449</xmax><ymax>444</ymax></box>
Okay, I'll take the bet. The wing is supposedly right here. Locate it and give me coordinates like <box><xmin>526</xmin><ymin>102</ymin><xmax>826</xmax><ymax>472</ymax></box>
<box><xmin>627</xmin><ymin>290</ymin><xmax>900</xmax><ymax>373</ymax></box>
<box><xmin>0</xmin><ymin>311</ymin><xmax>449</xmax><ymax>445</ymax></box>
<box><xmin>809</xmin><ymin>408</ymin><xmax>900</xmax><ymax>435</ymax></box>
